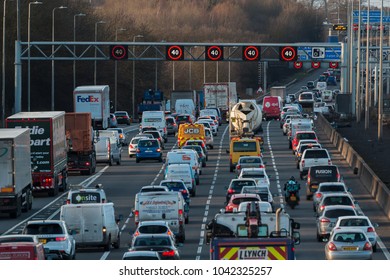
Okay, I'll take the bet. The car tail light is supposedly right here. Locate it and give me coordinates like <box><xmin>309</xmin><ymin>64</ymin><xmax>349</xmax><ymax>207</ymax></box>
<box><xmin>228</xmin><ymin>189</ymin><xmax>234</xmax><ymax>194</ymax></box>
<box><xmin>327</xmin><ymin>242</ymin><xmax>337</xmax><ymax>251</ymax></box>
<box><xmin>162</xmin><ymin>250</ymin><xmax>175</xmax><ymax>257</ymax></box>
<box><xmin>134</xmin><ymin>210</ymin><xmax>139</xmax><ymax>224</ymax></box>
<box><xmin>42</xmin><ymin>177</ymin><xmax>53</xmax><ymax>187</ymax></box>
<box><xmin>158</xmin><ymin>138</ymin><xmax>161</xmax><ymax>142</ymax></box>
<box><xmin>301</xmin><ymin>160</ymin><xmax>305</xmax><ymax>168</ymax></box>
<box><xmin>319</xmin><ymin>205</ymin><xmax>325</xmax><ymax>212</ymax></box>
<box><xmin>367</xmin><ymin>227</ymin><xmax>375</xmax><ymax>232</ymax></box>
<box><xmin>328</xmin><ymin>159</ymin><xmax>332</xmax><ymax>165</ymax></box>
<box><xmin>136</xmin><ymin>149</ymin><xmax>140</xmax><ymax>153</ymax></box>
<box><xmin>337</xmin><ymin>173</ymin><xmax>341</xmax><ymax>181</ymax></box>
<box><xmin>320</xmin><ymin>218</ymin><xmax>331</xmax><ymax>223</ymax></box>
<box><xmin>156</xmin><ymin>148</ymin><xmax>161</xmax><ymax>152</ymax></box>
<box><xmin>129</xmin><ymin>144</ymin><xmax>134</xmax><ymax>149</ymax></box>
<box><xmin>315</xmin><ymin>193</ymin><xmax>322</xmax><ymax>199</ymax></box>
<box><xmin>102</xmin><ymin>199</ymin><xmax>106</xmax><ymax>203</ymax></box>
<box><xmin>307</xmin><ymin>173</ymin><xmax>311</xmax><ymax>184</ymax></box>
<box><xmin>178</xmin><ymin>209</ymin><xmax>184</xmax><ymax>224</ymax></box>
<box><xmin>363</xmin><ymin>242</ymin><xmax>372</xmax><ymax>251</ymax></box>
<box><xmin>133</xmin><ymin>231</ymin><xmax>140</xmax><ymax>237</ymax></box>
<box><xmin>55</xmin><ymin>237</ymin><xmax>67</xmax><ymax>242</ymax></box>
<box><xmin>181</xmin><ymin>190</ymin><xmax>187</xmax><ymax>194</ymax></box>
<box><xmin>236</xmin><ymin>165</ymin><xmax>241</xmax><ymax>170</ymax></box>
<box><xmin>66</xmin><ymin>199</ymin><xmax>70</xmax><ymax>204</ymax></box>
<box><xmin>259</xmin><ymin>165</ymin><xmax>265</xmax><ymax>168</ymax></box>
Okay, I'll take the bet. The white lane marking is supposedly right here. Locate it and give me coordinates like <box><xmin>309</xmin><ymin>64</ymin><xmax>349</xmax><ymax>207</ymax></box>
<box><xmin>100</xmin><ymin>251</ymin><xmax>110</xmax><ymax>260</ymax></box>
<box><xmin>195</xmin><ymin>125</ymin><xmax>228</xmax><ymax>259</ymax></box>
<box><xmin>1</xmin><ymin>166</ymin><xmax>109</xmax><ymax>236</ymax></box>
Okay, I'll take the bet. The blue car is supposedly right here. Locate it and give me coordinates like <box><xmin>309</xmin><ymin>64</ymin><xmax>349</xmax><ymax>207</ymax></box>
<box><xmin>136</xmin><ymin>139</ymin><xmax>163</xmax><ymax>163</ymax></box>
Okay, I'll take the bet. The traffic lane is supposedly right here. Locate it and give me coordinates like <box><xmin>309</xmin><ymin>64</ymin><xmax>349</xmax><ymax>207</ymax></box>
<box><xmin>268</xmin><ymin>119</ymin><xmax>389</xmax><ymax>259</ymax></box>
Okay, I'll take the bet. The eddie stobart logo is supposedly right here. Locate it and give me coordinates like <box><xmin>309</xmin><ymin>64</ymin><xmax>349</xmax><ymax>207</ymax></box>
<box><xmin>13</xmin><ymin>125</ymin><xmax>50</xmax><ymax>146</ymax></box>
<box><xmin>77</xmin><ymin>95</ymin><xmax>99</xmax><ymax>102</ymax></box>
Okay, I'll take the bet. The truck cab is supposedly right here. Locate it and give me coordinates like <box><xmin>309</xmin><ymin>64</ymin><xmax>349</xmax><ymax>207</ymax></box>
<box><xmin>228</xmin><ymin>138</ymin><xmax>262</xmax><ymax>172</ymax></box>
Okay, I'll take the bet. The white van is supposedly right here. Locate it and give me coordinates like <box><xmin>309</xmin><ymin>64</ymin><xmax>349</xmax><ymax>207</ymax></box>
<box><xmin>96</xmin><ymin>130</ymin><xmax>122</xmax><ymax>165</ymax></box>
<box><xmin>141</xmin><ymin>111</ymin><xmax>167</xmax><ymax>141</ymax></box>
<box><xmin>134</xmin><ymin>191</ymin><xmax>186</xmax><ymax>242</ymax></box>
<box><xmin>175</xmin><ymin>99</ymin><xmax>195</xmax><ymax>116</ymax></box>
<box><xmin>165</xmin><ymin>163</ymin><xmax>195</xmax><ymax>196</ymax></box>
<box><xmin>166</xmin><ymin>150</ymin><xmax>200</xmax><ymax>183</ymax></box>
<box><xmin>289</xmin><ymin>119</ymin><xmax>313</xmax><ymax>141</ymax></box>
<box><xmin>316</xmin><ymin>81</ymin><xmax>327</xmax><ymax>92</ymax></box>
<box><xmin>60</xmin><ymin>203</ymin><xmax>120</xmax><ymax>251</ymax></box>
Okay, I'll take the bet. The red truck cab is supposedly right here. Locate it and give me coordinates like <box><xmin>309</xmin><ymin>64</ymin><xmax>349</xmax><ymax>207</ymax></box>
<box><xmin>262</xmin><ymin>96</ymin><xmax>283</xmax><ymax>120</ymax></box>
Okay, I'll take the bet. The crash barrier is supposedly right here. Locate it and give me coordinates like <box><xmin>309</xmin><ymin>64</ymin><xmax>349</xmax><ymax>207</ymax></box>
<box><xmin>316</xmin><ymin>113</ymin><xmax>390</xmax><ymax>219</ymax></box>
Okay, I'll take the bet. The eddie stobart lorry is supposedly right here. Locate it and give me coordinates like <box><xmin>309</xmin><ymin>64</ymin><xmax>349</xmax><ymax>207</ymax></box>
<box><xmin>0</xmin><ymin>128</ymin><xmax>33</xmax><ymax>218</ymax></box>
<box><xmin>6</xmin><ymin>112</ymin><xmax>68</xmax><ymax>196</ymax></box>
<box><xmin>206</xmin><ymin>205</ymin><xmax>301</xmax><ymax>260</ymax></box>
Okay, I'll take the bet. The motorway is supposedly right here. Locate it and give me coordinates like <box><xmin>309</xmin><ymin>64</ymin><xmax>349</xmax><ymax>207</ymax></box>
<box><xmin>1</xmin><ymin>72</ymin><xmax>390</xmax><ymax>260</ymax></box>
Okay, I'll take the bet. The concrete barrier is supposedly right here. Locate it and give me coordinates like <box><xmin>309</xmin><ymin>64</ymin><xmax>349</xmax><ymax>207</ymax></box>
<box><xmin>316</xmin><ymin>113</ymin><xmax>390</xmax><ymax>219</ymax></box>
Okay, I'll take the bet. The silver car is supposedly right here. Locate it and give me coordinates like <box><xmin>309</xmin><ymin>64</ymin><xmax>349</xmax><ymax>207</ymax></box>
<box><xmin>204</xmin><ymin>128</ymin><xmax>214</xmax><ymax>149</ymax></box>
<box><xmin>22</xmin><ymin>220</ymin><xmax>76</xmax><ymax>260</ymax></box>
<box><xmin>235</xmin><ymin>156</ymin><xmax>266</xmax><ymax>175</ymax></box>
<box><xmin>316</xmin><ymin>205</ymin><xmax>358</xmax><ymax>242</ymax></box>
<box><xmin>325</xmin><ymin>228</ymin><xmax>373</xmax><ymax>260</ymax></box>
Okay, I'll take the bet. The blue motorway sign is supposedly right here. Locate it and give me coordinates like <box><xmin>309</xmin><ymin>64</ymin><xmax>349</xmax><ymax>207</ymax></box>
<box><xmin>353</xmin><ymin>10</ymin><xmax>390</xmax><ymax>23</ymax></box>
<box><xmin>297</xmin><ymin>46</ymin><xmax>341</xmax><ymax>62</ymax></box>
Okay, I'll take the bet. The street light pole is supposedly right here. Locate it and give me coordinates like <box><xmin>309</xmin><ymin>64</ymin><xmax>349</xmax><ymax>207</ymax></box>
<box><xmin>132</xmin><ymin>34</ymin><xmax>143</xmax><ymax>120</ymax></box>
<box><xmin>114</xmin><ymin>27</ymin><xmax>126</xmax><ymax>112</ymax></box>
<box><xmin>2</xmin><ymin>0</ymin><xmax>10</xmax><ymax>126</ymax></box>
<box><xmin>365</xmin><ymin>0</ymin><xmax>370</xmax><ymax>130</ymax></box>
<box><xmin>73</xmin><ymin>13</ymin><xmax>86</xmax><ymax>90</ymax></box>
<box><xmin>228</xmin><ymin>46</ymin><xmax>237</xmax><ymax>83</ymax></box>
<box><xmin>28</xmin><ymin>1</ymin><xmax>43</xmax><ymax>112</ymax></box>
<box><xmin>51</xmin><ymin>5</ymin><xmax>67</xmax><ymax>111</ymax></box>
<box><xmin>189</xmin><ymin>46</ymin><xmax>197</xmax><ymax>90</ymax></box>
<box><xmin>94</xmin><ymin>20</ymin><xmax>105</xmax><ymax>85</ymax></box>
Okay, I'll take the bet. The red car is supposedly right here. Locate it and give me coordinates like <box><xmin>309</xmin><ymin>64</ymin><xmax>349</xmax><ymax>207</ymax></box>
<box><xmin>292</xmin><ymin>131</ymin><xmax>317</xmax><ymax>152</ymax></box>
<box><xmin>225</xmin><ymin>193</ymin><xmax>261</xmax><ymax>213</ymax></box>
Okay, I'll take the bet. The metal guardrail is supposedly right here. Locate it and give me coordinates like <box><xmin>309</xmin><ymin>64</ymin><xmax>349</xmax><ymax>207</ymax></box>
<box><xmin>316</xmin><ymin>113</ymin><xmax>390</xmax><ymax>219</ymax></box>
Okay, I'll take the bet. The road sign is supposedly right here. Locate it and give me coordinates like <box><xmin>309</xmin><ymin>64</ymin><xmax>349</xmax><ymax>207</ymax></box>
<box><xmin>166</xmin><ymin>45</ymin><xmax>184</xmax><ymax>60</ymax></box>
<box><xmin>279</xmin><ymin>46</ymin><xmax>297</xmax><ymax>61</ymax></box>
<box><xmin>243</xmin><ymin>46</ymin><xmax>260</xmax><ymax>61</ymax></box>
<box><xmin>294</xmin><ymin>61</ymin><xmax>303</xmax><ymax>69</ymax></box>
<box><xmin>110</xmin><ymin>45</ymin><xmax>128</xmax><ymax>60</ymax></box>
<box><xmin>312</xmin><ymin>47</ymin><xmax>326</xmax><ymax>59</ymax></box>
<box><xmin>311</xmin><ymin>61</ymin><xmax>321</xmax><ymax>69</ymax></box>
<box><xmin>298</xmin><ymin>46</ymin><xmax>341</xmax><ymax>61</ymax></box>
<box><xmin>333</xmin><ymin>24</ymin><xmax>347</xmax><ymax>31</ymax></box>
<box><xmin>206</xmin><ymin>46</ymin><xmax>223</xmax><ymax>61</ymax></box>
<box><xmin>329</xmin><ymin>62</ymin><xmax>339</xmax><ymax>69</ymax></box>
<box><xmin>353</xmin><ymin>10</ymin><xmax>390</xmax><ymax>23</ymax></box>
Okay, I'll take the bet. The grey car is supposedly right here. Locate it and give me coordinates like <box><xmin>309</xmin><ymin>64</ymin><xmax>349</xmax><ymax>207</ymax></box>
<box><xmin>22</xmin><ymin>220</ymin><xmax>76</xmax><ymax>260</ymax></box>
<box><xmin>166</xmin><ymin>116</ymin><xmax>178</xmax><ymax>135</ymax></box>
<box><xmin>235</xmin><ymin>156</ymin><xmax>267</xmax><ymax>175</ymax></box>
<box><xmin>316</xmin><ymin>205</ymin><xmax>358</xmax><ymax>242</ymax></box>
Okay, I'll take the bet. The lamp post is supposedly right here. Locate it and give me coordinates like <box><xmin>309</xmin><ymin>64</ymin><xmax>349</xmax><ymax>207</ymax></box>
<box><xmin>114</xmin><ymin>27</ymin><xmax>126</xmax><ymax>112</ymax></box>
<box><xmin>2</xmin><ymin>0</ymin><xmax>11</xmax><ymax>126</ymax></box>
<box><xmin>189</xmin><ymin>46</ymin><xmax>197</xmax><ymax>90</ymax></box>
<box><xmin>51</xmin><ymin>5</ymin><xmax>67</xmax><ymax>111</ymax></box>
<box><xmin>27</xmin><ymin>1</ymin><xmax>42</xmax><ymax>112</ymax></box>
<box><xmin>73</xmin><ymin>13</ymin><xmax>86</xmax><ymax>90</ymax></box>
<box><xmin>132</xmin><ymin>34</ymin><xmax>143</xmax><ymax>120</ymax></box>
<box><xmin>228</xmin><ymin>46</ymin><xmax>237</xmax><ymax>83</ymax></box>
<box><xmin>94</xmin><ymin>20</ymin><xmax>105</xmax><ymax>85</ymax></box>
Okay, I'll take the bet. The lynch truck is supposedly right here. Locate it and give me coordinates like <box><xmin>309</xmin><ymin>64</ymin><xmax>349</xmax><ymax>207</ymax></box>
<box><xmin>0</xmin><ymin>128</ymin><xmax>33</xmax><ymax>218</ymax></box>
<box><xmin>206</xmin><ymin>207</ymin><xmax>300</xmax><ymax>260</ymax></box>
<box><xmin>138</xmin><ymin>89</ymin><xmax>166</xmax><ymax>118</ymax></box>
<box><xmin>65</xmin><ymin>113</ymin><xmax>96</xmax><ymax>175</ymax></box>
<box><xmin>203</xmin><ymin>82</ymin><xmax>237</xmax><ymax>121</ymax></box>
<box><xmin>6</xmin><ymin>112</ymin><xmax>68</xmax><ymax>197</ymax></box>
<box><xmin>73</xmin><ymin>85</ymin><xmax>110</xmax><ymax>130</ymax></box>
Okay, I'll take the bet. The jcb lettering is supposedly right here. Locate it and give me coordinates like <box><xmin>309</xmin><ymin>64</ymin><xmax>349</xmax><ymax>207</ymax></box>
<box><xmin>184</xmin><ymin>128</ymin><xmax>199</xmax><ymax>134</ymax></box>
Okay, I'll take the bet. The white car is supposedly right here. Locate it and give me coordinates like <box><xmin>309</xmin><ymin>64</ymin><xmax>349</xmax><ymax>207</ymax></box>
<box><xmin>128</xmin><ymin>136</ymin><xmax>148</xmax><ymax>157</ymax></box>
<box><xmin>241</xmin><ymin>185</ymin><xmax>273</xmax><ymax>206</ymax></box>
<box><xmin>238</xmin><ymin>168</ymin><xmax>270</xmax><ymax>188</ymax></box>
<box><xmin>204</xmin><ymin>128</ymin><xmax>214</xmax><ymax>149</ymax></box>
<box><xmin>197</xmin><ymin>119</ymin><xmax>217</xmax><ymax>135</ymax></box>
<box><xmin>332</xmin><ymin>215</ymin><xmax>379</xmax><ymax>252</ymax></box>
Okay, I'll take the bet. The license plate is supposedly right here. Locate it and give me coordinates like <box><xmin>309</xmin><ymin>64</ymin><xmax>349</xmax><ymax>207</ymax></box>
<box><xmin>342</xmin><ymin>246</ymin><xmax>358</xmax><ymax>251</ymax></box>
<box><xmin>39</xmin><ymin>239</ymin><xmax>47</xmax><ymax>244</ymax></box>
<box><xmin>145</xmin><ymin>150</ymin><xmax>152</xmax><ymax>153</ymax></box>
<box><xmin>290</xmin><ymin>196</ymin><xmax>297</xmax><ymax>201</ymax></box>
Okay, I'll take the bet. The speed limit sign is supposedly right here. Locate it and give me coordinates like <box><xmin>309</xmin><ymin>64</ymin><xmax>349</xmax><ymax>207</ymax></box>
<box><xmin>279</xmin><ymin>46</ymin><xmax>297</xmax><ymax>61</ymax></box>
<box><xmin>206</xmin><ymin>46</ymin><xmax>224</xmax><ymax>61</ymax></box>
<box><xmin>110</xmin><ymin>45</ymin><xmax>128</xmax><ymax>60</ymax></box>
<box><xmin>166</xmin><ymin>45</ymin><xmax>184</xmax><ymax>60</ymax></box>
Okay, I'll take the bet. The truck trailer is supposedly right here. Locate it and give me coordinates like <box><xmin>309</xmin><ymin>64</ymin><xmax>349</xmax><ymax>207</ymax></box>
<box><xmin>0</xmin><ymin>128</ymin><xmax>33</xmax><ymax>218</ymax></box>
<box><xmin>6</xmin><ymin>111</ymin><xmax>68</xmax><ymax>197</ymax></box>
<box><xmin>65</xmin><ymin>113</ymin><xmax>96</xmax><ymax>175</ymax></box>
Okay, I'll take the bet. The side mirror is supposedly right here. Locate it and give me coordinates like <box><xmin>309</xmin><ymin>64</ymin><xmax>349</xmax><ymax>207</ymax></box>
<box><xmin>293</xmin><ymin>231</ymin><xmax>301</xmax><ymax>245</ymax></box>
<box><xmin>219</xmin><ymin>208</ymin><xmax>225</xmax><ymax>214</ymax></box>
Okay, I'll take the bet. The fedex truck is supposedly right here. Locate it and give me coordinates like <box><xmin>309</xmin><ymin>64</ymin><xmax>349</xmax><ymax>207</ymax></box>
<box><xmin>73</xmin><ymin>85</ymin><xmax>110</xmax><ymax>130</ymax></box>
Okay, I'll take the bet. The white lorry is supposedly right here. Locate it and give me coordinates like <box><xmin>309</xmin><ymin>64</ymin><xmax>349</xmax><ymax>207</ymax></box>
<box><xmin>0</xmin><ymin>128</ymin><xmax>33</xmax><ymax>218</ymax></box>
<box><xmin>73</xmin><ymin>85</ymin><xmax>110</xmax><ymax>130</ymax></box>
<box><xmin>203</xmin><ymin>82</ymin><xmax>237</xmax><ymax>121</ymax></box>
<box><xmin>60</xmin><ymin>202</ymin><xmax>120</xmax><ymax>251</ymax></box>
<box><xmin>270</xmin><ymin>86</ymin><xmax>287</xmax><ymax>104</ymax></box>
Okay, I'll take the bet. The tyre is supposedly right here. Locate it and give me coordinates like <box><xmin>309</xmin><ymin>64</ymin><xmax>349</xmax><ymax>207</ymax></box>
<box><xmin>288</xmin><ymin>142</ymin><xmax>292</xmax><ymax>149</ymax></box>
<box><xmin>158</xmin><ymin>157</ymin><xmax>163</xmax><ymax>162</ymax></box>
<box><xmin>10</xmin><ymin>197</ymin><xmax>21</xmax><ymax>218</ymax></box>
<box><xmin>202</xmin><ymin>161</ymin><xmax>206</xmax><ymax>167</ymax></box>
<box><xmin>109</xmin><ymin>157</ymin><xmax>113</xmax><ymax>166</ymax></box>
<box><xmin>300</xmin><ymin>172</ymin><xmax>303</xmax><ymax>180</ymax></box>
<box><xmin>185</xmin><ymin>216</ymin><xmax>189</xmax><ymax>224</ymax></box>
<box><xmin>196</xmin><ymin>176</ymin><xmax>199</xmax><ymax>185</ymax></box>
<box><xmin>373</xmin><ymin>243</ymin><xmax>377</xmax><ymax>252</ymax></box>
<box><xmin>210</xmin><ymin>145</ymin><xmax>214</xmax><ymax>150</ymax></box>
<box><xmin>113</xmin><ymin>235</ymin><xmax>120</xmax><ymax>249</ymax></box>
<box><xmin>230</xmin><ymin>165</ymin><xmax>234</xmax><ymax>172</ymax></box>
<box><xmin>316</xmin><ymin>232</ymin><xmax>322</xmax><ymax>242</ymax></box>
<box><xmin>191</xmin><ymin>188</ymin><xmax>196</xmax><ymax>197</ymax></box>
<box><xmin>104</xmin><ymin>236</ymin><xmax>111</xmax><ymax>251</ymax></box>
<box><xmin>136</xmin><ymin>158</ymin><xmax>140</xmax><ymax>163</ymax></box>
<box><xmin>306</xmin><ymin>195</ymin><xmax>311</xmax><ymax>200</ymax></box>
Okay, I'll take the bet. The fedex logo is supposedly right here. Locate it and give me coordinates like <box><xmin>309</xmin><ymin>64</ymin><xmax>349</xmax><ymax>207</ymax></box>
<box><xmin>76</xmin><ymin>95</ymin><xmax>99</xmax><ymax>102</ymax></box>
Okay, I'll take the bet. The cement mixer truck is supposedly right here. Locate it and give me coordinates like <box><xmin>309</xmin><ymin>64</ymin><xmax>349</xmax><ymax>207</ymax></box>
<box><xmin>229</xmin><ymin>99</ymin><xmax>263</xmax><ymax>137</ymax></box>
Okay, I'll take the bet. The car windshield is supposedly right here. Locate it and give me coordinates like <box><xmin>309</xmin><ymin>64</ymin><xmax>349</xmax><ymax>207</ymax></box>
<box><xmin>233</xmin><ymin>142</ymin><xmax>257</xmax><ymax>152</ymax></box>
<box><xmin>325</xmin><ymin>209</ymin><xmax>356</xmax><ymax>218</ymax></box>
<box><xmin>230</xmin><ymin>180</ymin><xmax>256</xmax><ymax>191</ymax></box>
<box><xmin>166</xmin><ymin>118</ymin><xmax>175</xmax><ymax>124</ymax></box>
<box><xmin>145</xmin><ymin>131</ymin><xmax>160</xmax><ymax>138</ymax></box>
<box><xmin>232</xmin><ymin>197</ymin><xmax>259</xmax><ymax>205</ymax></box>
<box><xmin>240</xmin><ymin>157</ymin><xmax>261</xmax><ymax>164</ymax></box>
<box><xmin>115</xmin><ymin>112</ymin><xmax>127</xmax><ymax>116</ymax></box>
<box><xmin>161</xmin><ymin>181</ymin><xmax>185</xmax><ymax>189</ymax></box>
<box><xmin>323</xmin><ymin>196</ymin><xmax>352</xmax><ymax>206</ymax></box>
<box><xmin>300</xmin><ymin>93</ymin><xmax>313</xmax><ymax>99</ymax></box>
<box><xmin>339</xmin><ymin>218</ymin><xmax>369</xmax><ymax>227</ymax></box>
<box><xmin>131</xmin><ymin>138</ymin><xmax>144</xmax><ymax>144</ymax></box>
<box><xmin>24</xmin><ymin>224</ymin><xmax>63</xmax><ymax>235</ymax></box>
<box><xmin>320</xmin><ymin>185</ymin><xmax>345</xmax><ymax>192</ymax></box>
<box><xmin>176</xmin><ymin>115</ymin><xmax>190</xmax><ymax>122</ymax></box>
<box><xmin>241</xmin><ymin>172</ymin><xmax>265</xmax><ymax>178</ymax></box>
<box><xmin>123</xmin><ymin>255</ymin><xmax>159</xmax><ymax>260</ymax></box>
<box><xmin>333</xmin><ymin>233</ymin><xmax>366</xmax><ymax>242</ymax></box>
<box><xmin>138</xmin><ymin>225</ymin><xmax>168</xmax><ymax>234</ymax></box>
<box><xmin>304</xmin><ymin>150</ymin><xmax>328</xmax><ymax>159</ymax></box>
<box><xmin>140</xmin><ymin>187</ymin><xmax>166</xmax><ymax>192</ymax></box>
<box><xmin>134</xmin><ymin>237</ymin><xmax>171</xmax><ymax>247</ymax></box>
<box><xmin>297</xmin><ymin>133</ymin><xmax>316</xmax><ymax>140</ymax></box>
<box><xmin>138</xmin><ymin>140</ymin><xmax>158</xmax><ymax>147</ymax></box>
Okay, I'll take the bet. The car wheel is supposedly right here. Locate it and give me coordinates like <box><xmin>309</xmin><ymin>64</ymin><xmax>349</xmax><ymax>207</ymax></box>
<box><xmin>373</xmin><ymin>243</ymin><xmax>377</xmax><ymax>252</ymax></box>
<box><xmin>185</xmin><ymin>216</ymin><xmax>189</xmax><ymax>224</ymax></box>
<box><xmin>229</xmin><ymin>165</ymin><xmax>234</xmax><ymax>172</ymax></box>
<box><xmin>288</xmin><ymin>142</ymin><xmax>292</xmax><ymax>149</ymax></box>
<box><xmin>300</xmin><ymin>172</ymin><xmax>303</xmax><ymax>180</ymax></box>
<box><xmin>202</xmin><ymin>161</ymin><xmax>206</xmax><ymax>167</ymax></box>
<box><xmin>109</xmin><ymin>157</ymin><xmax>113</xmax><ymax>166</ymax></box>
<box><xmin>136</xmin><ymin>158</ymin><xmax>140</xmax><ymax>163</ymax></box>
<box><xmin>113</xmin><ymin>234</ymin><xmax>120</xmax><ymax>249</ymax></box>
<box><xmin>158</xmin><ymin>157</ymin><xmax>163</xmax><ymax>162</ymax></box>
<box><xmin>316</xmin><ymin>232</ymin><xmax>322</xmax><ymax>242</ymax></box>
<box><xmin>104</xmin><ymin>236</ymin><xmax>111</xmax><ymax>251</ymax></box>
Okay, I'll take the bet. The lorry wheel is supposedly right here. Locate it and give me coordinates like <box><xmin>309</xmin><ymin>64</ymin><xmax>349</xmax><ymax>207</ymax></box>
<box><xmin>185</xmin><ymin>216</ymin><xmax>189</xmax><ymax>224</ymax></box>
<box><xmin>28</xmin><ymin>191</ymin><xmax>33</xmax><ymax>210</ymax></box>
<box><xmin>10</xmin><ymin>197</ymin><xmax>21</xmax><ymax>218</ymax></box>
<box><xmin>113</xmin><ymin>235</ymin><xmax>120</xmax><ymax>249</ymax></box>
<box><xmin>109</xmin><ymin>157</ymin><xmax>113</xmax><ymax>166</ymax></box>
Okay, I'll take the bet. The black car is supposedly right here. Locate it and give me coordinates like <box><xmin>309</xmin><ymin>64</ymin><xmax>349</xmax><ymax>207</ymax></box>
<box><xmin>130</xmin><ymin>234</ymin><xmax>180</xmax><ymax>260</ymax></box>
<box><xmin>114</xmin><ymin>111</ymin><xmax>131</xmax><ymax>125</ymax></box>
<box><xmin>307</xmin><ymin>81</ymin><xmax>315</xmax><ymax>89</ymax></box>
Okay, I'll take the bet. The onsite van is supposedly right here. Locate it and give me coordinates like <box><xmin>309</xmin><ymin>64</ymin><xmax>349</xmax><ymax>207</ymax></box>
<box><xmin>60</xmin><ymin>203</ymin><xmax>120</xmax><ymax>251</ymax></box>
<box><xmin>140</xmin><ymin>111</ymin><xmax>167</xmax><ymax>141</ymax></box>
<box><xmin>165</xmin><ymin>163</ymin><xmax>196</xmax><ymax>196</ymax></box>
<box><xmin>229</xmin><ymin>138</ymin><xmax>262</xmax><ymax>172</ymax></box>
<box><xmin>177</xmin><ymin>123</ymin><xmax>205</xmax><ymax>148</ymax></box>
<box><xmin>262</xmin><ymin>96</ymin><xmax>283</xmax><ymax>120</ymax></box>
<box><xmin>134</xmin><ymin>191</ymin><xmax>186</xmax><ymax>242</ymax></box>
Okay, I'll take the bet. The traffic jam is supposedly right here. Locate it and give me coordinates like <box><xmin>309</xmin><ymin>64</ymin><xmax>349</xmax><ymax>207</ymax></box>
<box><xmin>0</xmin><ymin>80</ymin><xmax>389</xmax><ymax>260</ymax></box>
